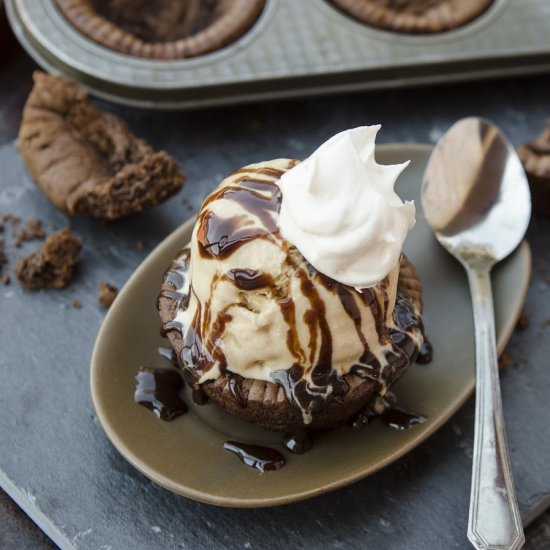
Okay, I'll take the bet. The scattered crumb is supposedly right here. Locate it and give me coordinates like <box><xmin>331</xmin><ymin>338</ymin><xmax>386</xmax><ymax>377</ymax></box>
<box><xmin>541</xmin><ymin>319</ymin><xmax>550</xmax><ymax>329</ymax></box>
<box><xmin>516</xmin><ymin>313</ymin><xmax>530</xmax><ymax>331</ymax></box>
<box><xmin>97</xmin><ymin>282</ymin><xmax>118</xmax><ymax>308</ymax></box>
<box><xmin>14</xmin><ymin>228</ymin><xmax>82</xmax><ymax>289</ymax></box>
<box><xmin>72</xmin><ymin>299</ymin><xmax>82</xmax><ymax>309</ymax></box>
<box><xmin>1</xmin><ymin>274</ymin><xmax>10</xmax><ymax>286</ymax></box>
<box><xmin>498</xmin><ymin>352</ymin><xmax>513</xmax><ymax>370</ymax></box>
<box><xmin>136</xmin><ymin>240</ymin><xmax>144</xmax><ymax>251</ymax></box>
<box><xmin>0</xmin><ymin>237</ymin><xmax>7</xmax><ymax>269</ymax></box>
<box><xmin>15</xmin><ymin>220</ymin><xmax>46</xmax><ymax>246</ymax></box>
<box><xmin>2</xmin><ymin>215</ymin><xmax>19</xmax><ymax>243</ymax></box>
<box><xmin>5</xmin><ymin>214</ymin><xmax>21</xmax><ymax>226</ymax></box>
<box><xmin>539</xmin><ymin>263</ymin><xmax>550</xmax><ymax>285</ymax></box>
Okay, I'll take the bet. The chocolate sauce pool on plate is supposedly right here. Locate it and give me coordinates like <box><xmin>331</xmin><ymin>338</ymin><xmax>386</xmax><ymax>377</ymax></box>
<box><xmin>416</xmin><ymin>339</ymin><xmax>434</xmax><ymax>364</ymax></box>
<box><xmin>350</xmin><ymin>404</ymin><xmax>426</xmax><ymax>431</ymax></box>
<box><xmin>382</xmin><ymin>408</ymin><xmax>427</xmax><ymax>430</ymax></box>
<box><xmin>134</xmin><ymin>368</ymin><xmax>188</xmax><ymax>421</ymax></box>
<box><xmin>282</xmin><ymin>430</ymin><xmax>314</xmax><ymax>454</ymax></box>
<box><xmin>223</xmin><ymin>441</ymin><xmax>285</xmax><ymax>473</ymax></box>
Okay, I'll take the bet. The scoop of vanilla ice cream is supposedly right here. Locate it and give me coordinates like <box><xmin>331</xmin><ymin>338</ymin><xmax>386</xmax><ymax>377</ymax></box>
<box><xmin>173</xmin><ymin>158</ymin><xmax>418</xmax><ymax>392</ymax></box>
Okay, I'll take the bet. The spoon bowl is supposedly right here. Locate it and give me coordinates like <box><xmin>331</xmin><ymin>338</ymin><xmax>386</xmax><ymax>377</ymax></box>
<box><xmin>422</xmin><ymin>117</ymin><xmax>531</xmax><ymax>266</ymax></box>
<box><xmin>422</xmin><ymin>117</ymin><xmax>531</xmax><ymax>550</ymax></box>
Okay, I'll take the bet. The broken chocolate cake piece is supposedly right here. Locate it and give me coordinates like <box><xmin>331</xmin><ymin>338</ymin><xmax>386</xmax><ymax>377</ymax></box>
<box><xmin>15</xmin><ymin>228</ymin><xmax>82</xmax><ymax>289</ymax></box>
<box><xmin>19</xmin><ymin>72</ymin><xmax>184</xmax><ymax>220</ymax></box>
<box><xmin>518</xmin><ymin>121</ymin><xmax>550</xmax><ymax>218</ymax></box>
<box><xmin>97</xmin><ymin>282</ymin><xmax>118</xmax><ymax>308</ymax></box>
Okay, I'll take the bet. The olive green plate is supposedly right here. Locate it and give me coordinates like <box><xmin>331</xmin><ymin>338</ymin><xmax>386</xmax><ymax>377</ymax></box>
<box><xmin>90</xmin><ymin>144</ymin><xmax>531</xmax><ymax>508</ymax></box>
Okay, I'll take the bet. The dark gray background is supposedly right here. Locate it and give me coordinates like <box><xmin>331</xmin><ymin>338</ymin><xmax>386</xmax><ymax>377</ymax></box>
<box><xmin>1</xmin><ymin>29</ymin><xmax>550</xmax><ymax>550</ymax></box>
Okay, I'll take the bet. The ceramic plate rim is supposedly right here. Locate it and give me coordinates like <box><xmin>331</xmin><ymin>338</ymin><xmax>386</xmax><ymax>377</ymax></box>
<box><xmin>90</xmin><ymin>143</ymin><xmax>531</xmax><ymax>508</ymax></box>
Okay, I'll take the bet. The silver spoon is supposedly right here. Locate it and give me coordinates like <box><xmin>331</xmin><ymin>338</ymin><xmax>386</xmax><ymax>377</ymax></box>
<box><xmin>422</xmin><ymin>117</ymin><xmax>530</xmax><ymax>550</ymax></box>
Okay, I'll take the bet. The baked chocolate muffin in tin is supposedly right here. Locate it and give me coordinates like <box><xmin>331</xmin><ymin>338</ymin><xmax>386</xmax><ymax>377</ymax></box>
<box><xmin>329</xmin><ymin>0</ymin><xmax>495</xmax><ymax>34</ymax></box>
<box><xmin>55</xmin><ymin>0</ymin><xmax>266</xmax><ymax>60</ymax></box>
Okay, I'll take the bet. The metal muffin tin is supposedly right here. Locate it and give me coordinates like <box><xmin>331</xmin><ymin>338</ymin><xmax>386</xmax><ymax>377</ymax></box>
<box><xmin>6</xmin><ymin>0</ymin><xmax>550</xmax><ymax>109</ymax></box>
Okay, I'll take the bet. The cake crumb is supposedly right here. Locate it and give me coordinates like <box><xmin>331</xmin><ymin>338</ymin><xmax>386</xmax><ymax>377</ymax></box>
<box><xmin>0</xmin><ymin>237</ymin><xmax>7</xmax><ymax>269</ymax></box>
<box><xmin>5</xmin><ymin>214</ymin><xmax>21</xmax><ymax>226</ymax></box>
<box><xmin>16</xmin><ymin>219</ymin><xmax>46</xmax><ymax>246</ymax></box>
<box><xmin>539</xmin><ymin>262</ymin><xmax>550</xmax><ymax>284</ymax></box>
<box><xmin>136</xmin><ymin>240</ymin><xmax>145</xmax><ymax>251</ymax></box>
<box><xmin>72</xmin><ymin>299</ymin><xmax>82</xmax><ymax>309</ymax></box>
<box><xmin>14</xmin><ymin>228</ymin><xmax>82</xmax><ymax>289</ymax></box>
<box><xmin>516</xmin><ymin>313</ymin><xmax>530</xmax><ymax>331</ymax></box>
<box><xmin>541</xmin><ymin>319</ymin><xmax>550</xmax><ymax>329</ymax></box>
<box><xmin>498</xmin><ymin>352</ymin><xmax>513</xmax><ymax>370</ymax></box>
<box><xmin>2</xmin><ymin>274</ymin><xmax>10</xmax><ymax>286</ymax></box>
<box><xmin>97</xmin><ymin>282</ymin><xmax>118</xmax><ymax>308</ymax></box>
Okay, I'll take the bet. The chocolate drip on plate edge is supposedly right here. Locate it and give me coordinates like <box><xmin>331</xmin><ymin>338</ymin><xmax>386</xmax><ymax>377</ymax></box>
<box><xmin>134</xmin><ymin>368</ymin><xmax>188</xmax><ymax>421</ymax></box>
<box><xmin>223</xmin><ymin>441</ymin><xmax>285</xmax><ymax>473</ymax></box>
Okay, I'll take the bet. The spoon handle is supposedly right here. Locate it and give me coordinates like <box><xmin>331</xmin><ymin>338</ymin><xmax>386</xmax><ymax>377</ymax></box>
<box><xmin>465</xmin><ymin>264</ymin><xmax>524</xmax><ymax>550</ymax></box>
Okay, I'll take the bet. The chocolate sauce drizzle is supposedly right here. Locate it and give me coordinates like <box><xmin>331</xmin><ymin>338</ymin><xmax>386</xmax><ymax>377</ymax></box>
<box><xmin>223</xmin><ymin>441</ymin><xmax>285</xmax><ymax>473</ymax></box>
<box><xmin>416</xmin><ymin>339</ymin><xmax>433</xmax><ymax>364</ymax></box>
<box><xmin>349</xmin><ymin>395</ymin><xmax>426</xmax><ymax>431</ymax></box>
<box><xmin>282</xmin><ymin>430</ymin><xmax>314</xmax><ymax>454</ymax></box>
<box><xmin>158</xmin><ymin>161</ymin><xmax>429</xmax><ymax>429</ymax></box>
<box><xmin>226</xmin><ymin>268</ymin><xmax>273</xmax><ymax>291</ymax></box>
<box><xmin>197</xmin><ymin>174</ymin><xmax>283</xmax><ymax>260</ymax></box>
<box><xmin>382</xmin><ymin>408</ymin><xmax>426</xmax><ymax>430</ymax></box>
<box><xmin>134</xmin><ymin>368</ymin><xmax>187</xmax><ymax>421</ymax></box>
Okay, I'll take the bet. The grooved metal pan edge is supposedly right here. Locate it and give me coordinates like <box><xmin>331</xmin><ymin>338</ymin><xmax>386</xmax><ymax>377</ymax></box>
<box><xmin>5</xmin><ymin>0</ymin><xmax>550</xmax><ymax>107</ymax></box>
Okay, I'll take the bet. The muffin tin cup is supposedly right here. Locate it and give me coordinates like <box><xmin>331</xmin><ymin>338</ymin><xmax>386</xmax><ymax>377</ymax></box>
<box><xmin>53</xmin><ymin>0</ymin><xmax>266</xmax><ymax>60</ymax></box>
<box><xmin>6</xmin><ymin>0</ymin><xmax>550</xmax><ymax>109</ymax></box>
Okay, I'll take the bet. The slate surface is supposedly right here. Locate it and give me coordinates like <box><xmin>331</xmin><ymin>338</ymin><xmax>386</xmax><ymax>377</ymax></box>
<box><xmin>1</xmin><ymin>64</ymin><xmax>550</xmax><ymax>548</ymax></box>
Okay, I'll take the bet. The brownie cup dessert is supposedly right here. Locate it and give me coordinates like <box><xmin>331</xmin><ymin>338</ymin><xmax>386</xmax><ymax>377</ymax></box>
<box><xmin>19</xmin><ymin>72</ymin><xmax>184</xmax><ymax>220</ymax></box>
<box><xmin>518</xmin><ymin>122</ymin><xmax>550</xmax><ymax>218</ymax></box>
<box><xmin>158</xmin><ymin>126</ymin><xmax>426</xmax><ymax>434</ymax></box>
<box><xmin>55</xmin><ymin>0</ymin><xmax>265</xmax><ymax>59</ymax></box>
<box><xmin>329</xmin><ymin>0</ymin><xmax>494</xmax><ymax>34</ymax></box>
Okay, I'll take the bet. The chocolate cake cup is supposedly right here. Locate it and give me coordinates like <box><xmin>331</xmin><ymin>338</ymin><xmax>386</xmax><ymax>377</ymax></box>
<box><xmin>158</xmin><ymin>254</ymin><xmax>423</xmax><ymax>433</ymax></box>
<box><xmin>329</xmin><ymin>0</ymin><xmax>495</xmax><ymax>34</ymax></box>
<box><xmin>54</xmin><ymin>0</ymin><xmax>266</xmax><ymax>60</ymax></box>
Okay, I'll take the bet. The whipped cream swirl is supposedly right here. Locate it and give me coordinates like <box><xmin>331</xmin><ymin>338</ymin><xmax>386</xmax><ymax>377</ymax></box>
<box><xmin>276</xmin><ymin>126</ymin><xmax>416</xmax><ymax>289</ymax></box>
